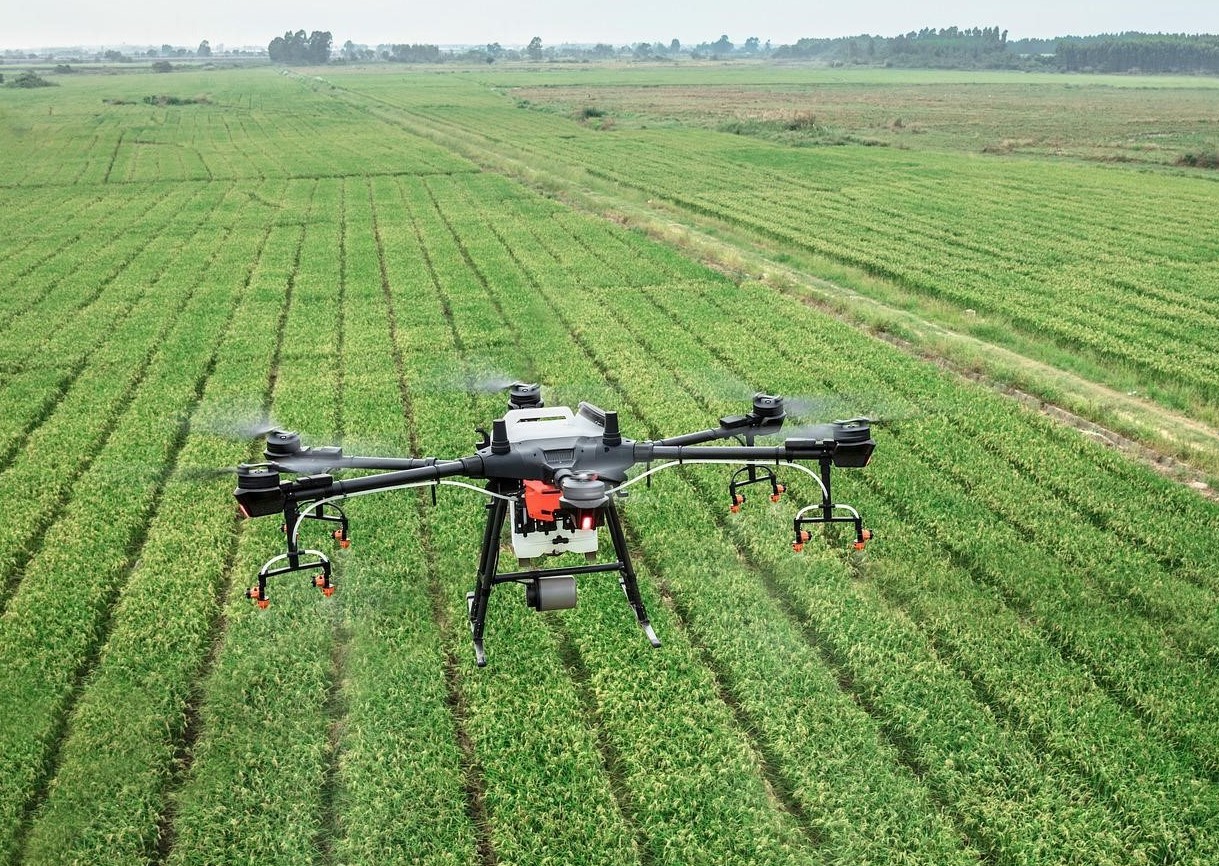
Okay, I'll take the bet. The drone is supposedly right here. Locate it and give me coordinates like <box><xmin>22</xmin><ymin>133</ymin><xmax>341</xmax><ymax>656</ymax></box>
<box><xmin>232</xmin><ymin>384</ymin><xmax>875</xmax><ymax>666</ymax></box>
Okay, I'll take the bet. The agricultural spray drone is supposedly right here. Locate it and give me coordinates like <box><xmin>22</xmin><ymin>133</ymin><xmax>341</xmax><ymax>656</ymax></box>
<box><xmin>232</xmin><ymin>384</ymin><xmax>875</xmax><ymax>666</ymax></box>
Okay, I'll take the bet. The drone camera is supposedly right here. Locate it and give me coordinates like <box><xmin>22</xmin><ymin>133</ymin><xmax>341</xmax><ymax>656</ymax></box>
<box><xmin>234</xmin><ymin>464</ymin><xmax>285</xmax><ymax>518</ymax></box>
<box><xmin>524</xmin><ymin>575</ymin><xmax>578</xmax><ymax>611</ymax></box>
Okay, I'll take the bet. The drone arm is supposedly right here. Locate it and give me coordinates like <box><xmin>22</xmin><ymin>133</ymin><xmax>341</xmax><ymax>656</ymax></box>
<box><xmin>639</xmin><ymin>440</ymin><xmax>838</xmax><ymax>463</ymax></box>
<box><xmin>327</xmin><ymin>455</ymin><xmax>442</xmax><ymax>471</ymax></box>
<box><xmin>655</xmin><ymin>427</ymin><xmax>732</xmax><ymax>447</ymax></box>
<box><xmin>321</xmin><ymin>456</ymin><xmax>482</xmax><ymax>496</ymax></box>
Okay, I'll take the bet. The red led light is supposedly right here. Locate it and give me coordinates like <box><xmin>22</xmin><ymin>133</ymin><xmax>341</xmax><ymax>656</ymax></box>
<box><xmin>580</xmin><ymin>513</ymin><xmax>595</xmax><ymax>531</ymax></box>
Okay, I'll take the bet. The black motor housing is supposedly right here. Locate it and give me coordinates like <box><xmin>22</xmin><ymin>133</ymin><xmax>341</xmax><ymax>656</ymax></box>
<box><xmin>829</xmin><ymin>418</ymin><xmax>875</xmax><ymax>468</ymax></box>
<box><xmin>234</xmin><ymin>463</ymin><xmax>285</xmax><ymax>517</ymax></box>
<box><xmin>508</xmin><ymin>382</ymin><xmax>543</xmax><ymax>410</ymax></box>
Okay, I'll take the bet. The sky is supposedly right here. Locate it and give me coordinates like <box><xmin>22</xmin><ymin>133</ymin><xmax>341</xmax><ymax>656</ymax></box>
<box><xmin>4</xmin><ymin>0</ymin><xmax>1218</xmax><ymax>51</ymax></box>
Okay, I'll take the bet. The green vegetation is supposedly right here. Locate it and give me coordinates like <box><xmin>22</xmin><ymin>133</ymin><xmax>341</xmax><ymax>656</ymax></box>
<box><xmin>4</xmin><ymin>71</ymin><xmax>55</xmax><ymax>88</ymax></box>
<box><xmin>0</xmin><ymin>64</ymin><xmax>1217</xmax><ymax>866</ymax></box>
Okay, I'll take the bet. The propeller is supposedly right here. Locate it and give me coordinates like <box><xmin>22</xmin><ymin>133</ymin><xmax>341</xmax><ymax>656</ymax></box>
<box><xmin>468</xmin><ymin>372</ymin><xmax>523</xmax><ymax>395</ymax></box>
<box><xmin>780</xmin><ymin>392</ymin><xmax>918</xmax><ymax>437</ymax></box>
<box><xmin>190</xmin><ymin>400</ymin><xmax>285</xmax><ymax>442</ymax></box>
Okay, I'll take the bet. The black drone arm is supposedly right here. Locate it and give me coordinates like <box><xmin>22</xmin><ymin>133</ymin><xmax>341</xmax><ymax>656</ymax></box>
<box><xmin>322</xmin><ymin>457</ymin><xmax>481</xmax><ymax>496</ymax></box>
<box><xmin>234</xmin><ymin>456</ymin><xmax>482</xmax><ymax>518</ymax></box>
<box><xmin>656</xmin><ymin>394</ymin><xmax>787</xmax><ymax>446</ymax></box>
<box><xmin>637</xmin><ymin>433</ymin><xmax>872</xmax><ymax>468</ymax></box>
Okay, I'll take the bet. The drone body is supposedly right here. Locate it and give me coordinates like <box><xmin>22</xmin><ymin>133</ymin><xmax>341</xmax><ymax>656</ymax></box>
<box><xmin>233</xmin><ymin>385</ymin><xmax>875</xmax><ymax>666</ymax></box>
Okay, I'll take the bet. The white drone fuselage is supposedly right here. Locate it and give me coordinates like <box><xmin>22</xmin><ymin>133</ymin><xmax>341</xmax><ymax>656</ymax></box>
<box><xmin>503</xmin><ymin>406</ymin><xmax>602</xmax><ymax>559</ymax></box>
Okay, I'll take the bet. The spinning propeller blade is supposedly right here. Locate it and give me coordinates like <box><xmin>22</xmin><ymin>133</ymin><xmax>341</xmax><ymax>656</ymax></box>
<box><xmin>780</xmin><ymin>393</ymin><xmax>917</xmax><ymax>438</ymax></box>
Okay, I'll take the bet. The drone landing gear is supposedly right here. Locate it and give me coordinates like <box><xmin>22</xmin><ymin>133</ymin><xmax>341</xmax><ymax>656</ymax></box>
<box><xmin>467</xmin><ymin>490</ymin><xmax>660</xmax><ymax>667</ymax></box>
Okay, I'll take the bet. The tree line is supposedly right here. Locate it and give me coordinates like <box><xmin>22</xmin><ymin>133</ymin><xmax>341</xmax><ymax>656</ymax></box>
<box><xmin>772</xmin><ymin>29</ymin><xmax>1219</xmax><ymax>73</ymax></box>
<box><xmin>268</xmin><ymin>30</ymin><xmax>333</xmax><ymax>65</ymax></box>
<box><xmin>264</xmin><ymin>27</ymin><xmax>1219</xmax><ymax>74</ymax></box>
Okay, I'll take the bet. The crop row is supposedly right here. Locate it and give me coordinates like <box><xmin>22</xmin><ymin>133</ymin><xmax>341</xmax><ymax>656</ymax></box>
<box><xmin>433</xmin><ymin>173</ymin><xmax>985</xmax><ymax>864</ymax></box>
<box><xmin>385</xmin><ymin>175</ymin><xmax>647</xmax><ymax>865</ymax></box>
<box><xmin>8</xmin><ymin>72</ymin><xmax>1216</xmax><ymax>864</ymax></box>
<box><xmin>0</xmin><ymin>185</ymin><xmax>249</xmax><ymax>483</ymax></box>
<box><xmin>627</xmin><ymin>275</ymin><xmax>1219</xmax><ymax>858</ymax></box>
<box><xmin>161</xmin><ymin>178</ymin><xmax>346</xmax><ymax>866</ymax></box>
<box><xmin>325</xmin><ymin>177</ymin><xmax>479</xmax><ymax>865</ymax></box>
<box><xmin>0</xmin><ymin>181</ymin><xmax>197</xmax><ymax>337</ymax></box>
<box><xmin>0</xmin><ymin>187</ymin><xmax>112</xmax><ymax>279</ymax></box>
<box><xmin>455</xmin><ymin>175</ymin><xmax>1218</xmax><ymax>862</ymax></box>
<box><xmin>0</xmin><ymin>183</ymin><xmax>241</xmax><ymax>593</ymax></box>
<box><xmin>0</xmin><ymin>72</ymin><xmax>477</xmax><ymax>189</ymax></box>
<box><xmin>14</xmin><ymin>184</ymin><xmax>289</xmax><ymax>865</ymax></box>
<box><xmin>475</xmin><ymin>184</ymin><xmax>1149</xmax><ymax>863</ymax></box>
<box><xmin>387</xmin><ymin>92</ymin><xmax>1219</xmax><ymax>414</ymax></box>
<box><xmin>0</xmin><ymin>181</ymin><xmax>281</xmax><ymax>863</ymax></box>
<box><xmin>575</xmin><ymin>285</ymin><xmax>1204</xmax><ymax>863</ymax></box>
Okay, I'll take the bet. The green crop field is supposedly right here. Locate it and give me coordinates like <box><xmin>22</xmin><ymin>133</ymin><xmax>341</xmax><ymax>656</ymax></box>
<box><xmin>1</xmin><ymin>63</ymin><xmax>1218</xmax><ymax>866</ymax></box>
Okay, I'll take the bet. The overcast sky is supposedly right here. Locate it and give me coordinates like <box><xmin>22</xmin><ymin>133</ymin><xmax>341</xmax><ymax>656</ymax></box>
<box><xmin>5</xmin><ymin>0</ymin><xmax>1217</xmax><ymax>51</ymax></box>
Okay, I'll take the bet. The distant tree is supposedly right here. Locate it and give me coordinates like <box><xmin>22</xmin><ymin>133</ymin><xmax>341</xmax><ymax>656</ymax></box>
<box><xmin>308</xmin><ymin>31</ymin><xmax>332</xmax><ymax>63</ymax></box>
<box><xmin>268</xmin><ymin>29</ymin><xmax>332</xmax><ymax>64</ymax></box>
<box><xmin>526</xmin><ymin>36</ymin><xmax>543</xmax><ymax>61</ymax></box>
<box><xmin>197</xmin><ymin>40</ymin><xmax>211</xmax><ymax>57</ymax></box>
<box><xmin>670</xmin><ymin>38</ymin><xmax>681</xmax><ymax>53</ymax></box>
<box><xmin>743</xmin><ymin>36</ymin><xmax>761</xmax><ymax>53</ymax></box>
<box><xmin>386</xmin><ymin>43</ymin><xmax>442</xmax><ymax>63</ymax></box>
<box><xmin>712</xmin><ymin>34</ymin><xmax>733</xmax><ymax>54</ymax></box>
<box><xmin>152</xmin><ymin>60</ymin><xmax>173</xmax><ymax>72</ymax></box>
<box><xmin>102</xmin><ymin>49</ymin><xmax>126</xmax><ymax>62</ymax></box>
<box><xmin>145</xmin><ymin>48</ymin><xmax>157</xmax><ymax>57</ymax></box>
<box><xmin>161</xmin><ymin>43</ymin><xmax>174</xmax><ymax>56</ymax></box>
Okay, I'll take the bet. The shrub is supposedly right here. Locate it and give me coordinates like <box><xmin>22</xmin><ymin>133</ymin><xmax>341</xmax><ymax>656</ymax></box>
<box><xmin>5</xmin><ymin>71</ymin><xmax>56</xmax><ymax>88</ymax></box>
<box><xmin>142</xmin><ymin>94</ymin><xmax>212</xmax><ymax>106</ymax></box>
<box><xmin>1177</xmin><ymin>151</ymin><xmax>1219</xmax><ymax>169</ymax></box>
